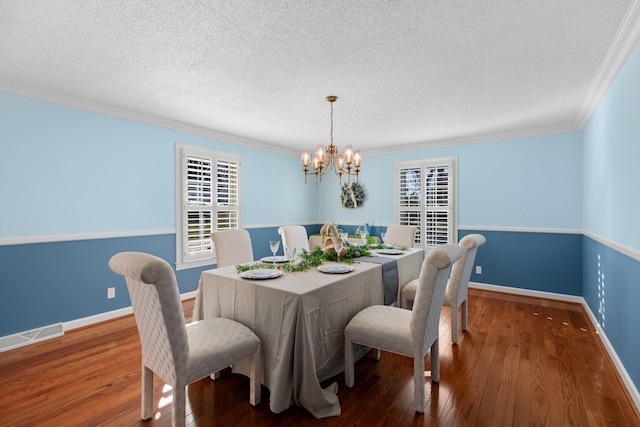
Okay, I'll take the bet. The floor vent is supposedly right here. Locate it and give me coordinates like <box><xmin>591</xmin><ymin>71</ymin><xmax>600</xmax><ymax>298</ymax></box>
<box><xmin>0</xmin><ymin>323</ymin><xmax>64</xmax><ymax>352</ymax></box>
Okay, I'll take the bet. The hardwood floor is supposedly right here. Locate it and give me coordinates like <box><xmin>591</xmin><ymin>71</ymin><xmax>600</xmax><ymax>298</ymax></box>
<box><xmin>1</xmin><ymin>289</ymin><xmax>638</xmax><ymax>426</ymax></box>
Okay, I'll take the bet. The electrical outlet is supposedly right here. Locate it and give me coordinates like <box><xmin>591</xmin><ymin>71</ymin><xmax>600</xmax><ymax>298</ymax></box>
<box><xmin>475</xmin><ymin>265</ymin><xmax>482</xmax><ymax>275</ymax></box>
<box><xmin>107</xmin><ymin>287</ymin><xmax>115</xmax><ymax>299</ymax></box>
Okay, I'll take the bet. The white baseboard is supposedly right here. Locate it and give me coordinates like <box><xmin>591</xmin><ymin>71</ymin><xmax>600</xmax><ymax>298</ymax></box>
<box><xmin>0</xmin><ymin>291</ymin><xmax>198</xmax><ymax>353</ymax></box>
<box><xmin>63</xmin><ymin>306</ymin><xmax>134</xmax><ymax>332</ymax></box>
<box><xmin>580</xmin><ymin>298</ymin><xmax>640</xmax><ymax>411</ymax></box>
<box><xmin>469</xmin><ymin>281</ymin><xmax>584</xmax><ymax>303</ymax></box>
<box><xmin>470</xmin><ymin>281</ymin><xmax>640</xmax><ymax>412</ymax></box>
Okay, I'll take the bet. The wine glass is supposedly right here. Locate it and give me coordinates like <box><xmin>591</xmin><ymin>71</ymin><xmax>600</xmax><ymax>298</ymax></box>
<box><xmin>334</xmin><ymin>238</ymin><xmax>344</xmax><ymax>265</ymax></box>
<box><xmin>360</xmin><ymin>229</ymin><xmax>368</xmax><ymax>245</ymax></box>
<box><xmin>285</xmin><ymin>246</ymin><xmax>297</xmax><ymax>276</ymax></box>
<box><xmin>381</xmin><ymin>232</ymin><xmax>389</xmax><ymax>246</ymax></box>
<box><xmin>340</xmin><ymin>232</ymin><xmax>348</xmax><ymax>243</ymax></box>
<box><xmin>269</xmin><ymin>240</ymin><xmax>280</xmax><ymax>262</ymax></box>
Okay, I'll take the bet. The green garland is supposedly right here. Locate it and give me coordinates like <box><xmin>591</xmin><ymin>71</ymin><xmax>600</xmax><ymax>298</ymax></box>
<box><xmin>341</xmin><ymin>181</ymin><xmax>365</xmax><ymax>208</ymax></box>
<box><xmin>234</xmin><ymin>244</ymin><xmax>379</xmax><ymax>274</ymax></box>
<box><xmin>235</xmin><ymin>261</ymin><xmax>310</xmax><ymax>273</ymax></box>
<box><xmin>300</xmin><ymin>245</ymin><xmax>374</xmax><ymax>264</ymax></box>
<box><xmin>234</xmin><ymin>243</ymin><xmax>413</xmax><ymax>275</ymax></box>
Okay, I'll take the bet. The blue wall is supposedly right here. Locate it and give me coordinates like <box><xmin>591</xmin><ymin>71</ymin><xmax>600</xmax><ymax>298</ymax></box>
<box><xmin>460</xmin><ymin>229</ymin><xmax>583</xmax><ymax>295</ymax></box>
<box><xmin>0</xmin><ymin>234</ymin><xmax>187</xmax><ymax>333</ymax></box>
<box><xmin>0</xmin><ymin>91</ymin><xmax>318</xmax><ymax>238</ymax></box>
<box><xmin>581</xmin><ymin>33</ymin><xmax>640</xmax><ymax>393</ymax></box>
<box><xmin>583</xmin><ymin>40</ymin><xmax>640</xmax><ymax>249</ymax></box>
<box><xmin>315</xmin><ymin>131</ymin><xmax>583</xmax><ymax>230</ymax></box>
<box><xmin>0</xmin><ymin>226</ymin><xmax>320</xmax><ymax>335</ymax></box>
<box><xmin>583</xmin><ymin>237</ymin><xmax>640</xmax><ymax>386</ymax></box>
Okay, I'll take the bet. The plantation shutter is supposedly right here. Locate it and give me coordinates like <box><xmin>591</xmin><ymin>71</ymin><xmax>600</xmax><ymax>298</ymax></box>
<box><xmin>424</xmin><ymin>164</ymin><xmax>452</xmax><ymax>247</ymax></box>
<box><xmin>396</xmin><ymin>157</ymin><xmax>456</xmax><ymax>249</ymax></box>
<box><xmin>398</xmin><ymin>167</ymin><xmax>422</xmax><ymax>246</ymax></box>
<box><xmin>215</xmin><ymin>158</ymin><xmax>239</xmax><ymax>231</ymax></box>
<box><xmin>184</xmin><ymin>154</ymin><xmax>214</xmax><ymax>260</ymax></box>
<box><xmin>178</xmin><ymin>145</ymin><xmax>241</xmax><ymax>267</ymax></box>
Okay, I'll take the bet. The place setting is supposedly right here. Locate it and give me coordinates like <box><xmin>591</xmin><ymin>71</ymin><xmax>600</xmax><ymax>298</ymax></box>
<box><xmin>260</xmin><ymin>240</ymin><xmax>289</xmax><ymax>264</ymax></box>
<box><xmin>236</xmin><ymin>242</ymin><xmax>301</xmax><ymax>280</ymax></box>
<box><xmin>369</xmin><ymin>232</ymin><xmax>407</xmax><ymax>255</ymax></box>
<box><xmin>317</xmin><ymin>264</ymin><xmax>354</xmax><ymax>274</ymax></box>
<box><xmin>239</xmin><ymin>269</ymin><xmax>283</xmax><ymax>280</ymax></box>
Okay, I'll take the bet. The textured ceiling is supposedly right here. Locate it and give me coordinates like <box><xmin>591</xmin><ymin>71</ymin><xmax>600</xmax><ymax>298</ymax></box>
<box><xmin>1</xmin><ymin>1</ymin><xmax>640</xmax><ymax>155</ymax></box>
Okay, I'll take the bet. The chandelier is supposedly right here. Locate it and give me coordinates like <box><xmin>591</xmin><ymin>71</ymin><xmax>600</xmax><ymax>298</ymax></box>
<box><xmin>301</xmin><ymin>96</ymin><xmax>361</xmax><ymax>184</ymax></box>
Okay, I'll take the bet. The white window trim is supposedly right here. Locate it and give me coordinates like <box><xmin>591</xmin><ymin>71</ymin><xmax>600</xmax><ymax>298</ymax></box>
<box><xmin>175</xmin><ymin>144</ymin><xmax>242</xmax><ymax>270</ymax></box>
<box><xmin>395</xmin><ymin>156</ymin><xmax>458</xmax><ymax>249</ymax></box>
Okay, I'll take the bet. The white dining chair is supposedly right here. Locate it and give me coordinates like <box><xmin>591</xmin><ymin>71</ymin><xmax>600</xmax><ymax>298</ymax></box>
<box><xmin>401</xmin><ymin>234</ymin><xmax>486</xmax><ymax>344</ymax></box>
<box><xmin>344</xmin><ymin>243</ymin><xmax>462</xmax><ymax>413</ymax></box>
<box><xmin>384</xmin><ymin>225</ymin><xmax>417</xmax><ymax>247</ymax></box>
<box><xmin>277</xmin><ymin>225</ymin><xmax>310</xmax><ymax>253</ymax></box>
<box><xmin>109</xmin><ymin>252</ymin><xmax>261</xmax><ymax>427</ymax></box>
<box><xmin>211</xmin><ymin>229</ymin><xmax>254</xmax><ymax>267</ymax></box>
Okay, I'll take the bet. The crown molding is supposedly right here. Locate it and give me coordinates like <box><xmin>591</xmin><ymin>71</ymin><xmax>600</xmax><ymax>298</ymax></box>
<box><xmin>575</xmin><ymin>0</ymin><xmax>640</xmax><ymax>128</ymax></box>
<box><xmin>0</xmin><ymin>80</ymin><xmax>297</xmax><ymax>156</ymax></box>
<box><xmin>0</xmin><ymin>229</ymin><xmax>175</xmax><ymax>246</ymax></box>
<box><xmin>363</xmin><ymin>123</ymin><xmax>580</xmax><ymax>156</ymax></box>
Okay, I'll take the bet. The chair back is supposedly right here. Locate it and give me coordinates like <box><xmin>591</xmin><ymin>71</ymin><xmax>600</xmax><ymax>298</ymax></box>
<box><xmin>385</xmin><ymin>225</ymin><xmax>417</xmax><ymax>247</ymax></box>
<box><xmin>211</xmin><ymin>229</ymin><xmax>254</xmax><ymax>267</ymax></box>
<box><xmin>444</xmin><ymin>234</ymin><xmax>486</xmax><ymax>307</ymax></box>
<box><xmin>109</xmin><ymin>252</ymin><xmax>188</xmax><ymax>386</ymax></box>
<box><xmin>278</xmin><ymin>225</ymin><xmax>310</xmax><ymax>253</ymax></box>
<box><xmin>411</xmin><ymin>244</ymin><xmax>462</xmax><ymax>354</ymax></box>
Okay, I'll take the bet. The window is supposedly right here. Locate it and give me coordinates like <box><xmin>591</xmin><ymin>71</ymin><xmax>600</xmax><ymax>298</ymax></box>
<box><xmin>396</xmin><ymin>157</ymin><xmax>457</xmax><ymax>249</ymax></box>
<box><xmin>176</xmin><ymin>144</ymin><xmax>241</xmax><ymax>269</ymax></box>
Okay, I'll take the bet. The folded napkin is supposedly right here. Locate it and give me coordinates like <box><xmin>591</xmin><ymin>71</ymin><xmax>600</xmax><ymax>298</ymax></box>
<box><xmin>357</xmin><ymin>256</ymin><xmax>399</xmax><ymax>305</ymax></box>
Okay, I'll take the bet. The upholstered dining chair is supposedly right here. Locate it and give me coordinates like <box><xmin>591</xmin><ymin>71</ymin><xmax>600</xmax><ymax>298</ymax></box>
<box><xmin>109</xmin><ymin>252</ymin><xmax>261</xmax><ymax>427</ymax></box>
<box><xmin>384</xmin><ymin>225</ymin><xmax>417</xmax><ymax>247</ymax></box>
<box><xmin>344</xmin><ymin>244</ymin><xmax>462</xmax><ymax>413</ymax></box>
<box><xmin>401</xmin><ymin>234</ymin><xmax>486</xmax><ymax>344</ymax></box>
<box><xmin>211</xmin><ymin>229</ymin><xmax>254</xmax><ymax>267</ymax></box>
<box><xmin>277</xmin><ymin>225</ymin><xmax>310</xmax><ymax>253</ymax></box>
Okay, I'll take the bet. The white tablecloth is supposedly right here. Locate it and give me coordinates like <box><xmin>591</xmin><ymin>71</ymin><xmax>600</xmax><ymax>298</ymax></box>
<box><xmin>192</xmin><ymin>248</ymin><xmax>423</xmax><ymax>418</ymax></box>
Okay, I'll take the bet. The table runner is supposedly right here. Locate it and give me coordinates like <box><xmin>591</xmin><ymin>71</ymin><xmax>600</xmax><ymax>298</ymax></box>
<box><xmin>357</xmin><ymin>256</ymin><xmax>399</xmax><ymax>305</ymax></box>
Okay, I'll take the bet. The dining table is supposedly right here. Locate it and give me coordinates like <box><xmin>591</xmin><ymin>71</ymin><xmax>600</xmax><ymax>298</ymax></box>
<box><xmin>192</xmin><ymin>248</ymin><xmax>424</xmax><ymax>418</ymax></box>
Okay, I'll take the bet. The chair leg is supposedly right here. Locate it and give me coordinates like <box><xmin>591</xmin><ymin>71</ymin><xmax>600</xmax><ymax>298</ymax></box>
<box><xmin>451</xmin><ymin>305</ymin><xmax>459</xmax><ymax>345</ymax></box>
<box><xmin>373</xmin><ymin>348</ymin><xmax>381</xmax><ymax>360</ymax></box>
<box><xmin>141</xmin><ymin>365</ymin><xmax>154</xmax><ymax>420</ymax></box>
<box><xmin>413</xmin><ymin>356</ymin><xmax>425</xmax><ymax>413</ymax></box>
<box><xmin>249</xmin><ymin>345</ymin><xmax>262</xmax><ymax>406</ymax></box>
<box><xmin>345</xmin><ymin>335</ymin><xmax>355</xmax><ymax>388</ymax></box>
<box><xmin>461</xmin><ymin>299</ymin><xmax>468</xmax><ymax>331</ymax></box>
<box><xmin>430</xmin><ymin>338</ymin><xmax>440</xmax><ymax>382</ymax></box>
<box><xmin>172</xmin><ymin>385</ymin><xmax>186</xmax><ymax>427</ymax></box>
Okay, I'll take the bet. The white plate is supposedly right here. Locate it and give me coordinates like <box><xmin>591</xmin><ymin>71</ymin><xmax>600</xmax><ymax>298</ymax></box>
<box><xmin>260</xmin><ymin>256</ymin><xmax>289</xmax><ymax>263</ymax></box>
<box><xmin>239</xmin><ymin>269</ymin><xmax>283</xmax><ymax>280</ymax></box>
<box><xmin>378</xmin><ymin>249</ymin><xmax>404</xmax><ymax>255</ymax></box>
<box><xmin>317</xmin><ymin>265</ymin><xmax>354</xmax><ymax>274</ymax></box>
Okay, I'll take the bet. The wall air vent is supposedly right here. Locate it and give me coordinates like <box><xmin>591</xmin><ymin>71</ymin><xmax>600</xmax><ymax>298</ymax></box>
<box><xmin>0</xmin><ymin>323</ymin><xmax>64</xmax><ymax>352</ymax></box>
